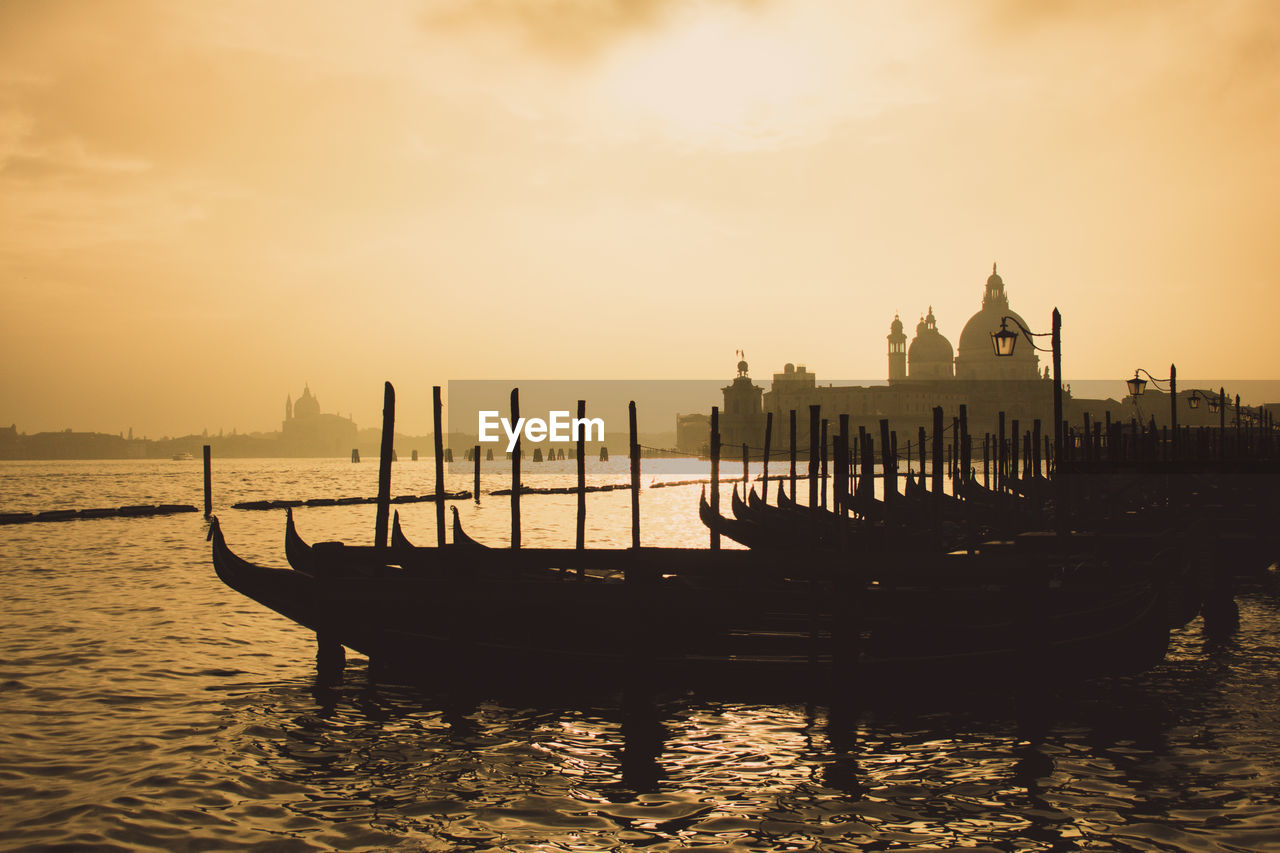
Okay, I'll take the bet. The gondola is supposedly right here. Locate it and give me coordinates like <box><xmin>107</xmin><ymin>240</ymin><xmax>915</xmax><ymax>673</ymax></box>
<box><xmin>214</xmin><ymin>504</ymin><xmax>1173</xmax><ymax>691</ymax></box>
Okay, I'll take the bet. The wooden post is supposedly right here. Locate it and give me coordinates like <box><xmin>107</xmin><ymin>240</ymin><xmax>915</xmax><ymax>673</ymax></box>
<box><xmin>833</xmin><ymin>433</ymin><xmax>848</xmax><ymax>551</ymax></box>
<box><xmin>202</xmin><ymin>444</ymin><xmax>212</xmax><ymax>517</ymax></box>
<box><xmin>983</xmin><ymin>434</ymin><xmax>990</xmax><ymax>488</ymax></box>
<box><xmin>836</xmin><ymin>416</ymin><xmax>850</xmax><ymax>516</ymax></box>
<box><xmin>510</xmin><ymin>387</ymin><xmax>521</xmax><ymax>549</ymax></box>
<box><xmin>862</xmin><ymin>435</ymin><xmax>875</xmax><ymax>508</ymax></box>
<box><xmin>742</xmin><ymin>442</ymin><xmax>749</xmax><ymax>485</ymax></box>
<box><xmin>932</xmin><ymin>408</ymin><xmax>944</xmax><ymax>497</ymax></box>
<box><xmin>762</xmin><ymin>411</ymin><xmax>773</xmax><ymax>503</ymax></box>
<box><xmin>789</xmin><ymin>409</ymin><xmax>797</xmax><ymax>503</ymax></box>
<box><xmin>351</xmin><ymin>448</ymin><xmax>360</xmax><ymax>463</ymax></box>
<box><xmin>840</xmin><ymin>414</ymin><xmax>850</xmax><ymax>515</ymax></box>
<box><xmin>576</xmin><ymin>399</ymin><xmax>586</xmax><ymax>551</ymax></box>
<box><xmin>1010</xmin><ymin>419</ymin><xmax>1020</xmax><ymax>484</ymax></box>
<box><xmin>997</xmin><ymin>411</ymin><xmax>1006</xmax><ymax>493</ymax></box>
<box><xmin>951</xmin><ymin>417</ymin><xmax>960</xmax><ymax>482</ymax></box>
<box><xmin>959</xmin><ymin>404</ymin><xmax>969</xmax><ymax>487</ymax></box>
<box><xmin>433</xmin><ymin>386</ymin><xmax>446</xmax><ymax>548</ymax></box>
<box><xmin>808</xmin><ymin>406</ymin><xmax>820</xmax><ymax>510</ymax></box>
<box><xmin>879</xmin><ymin>419</ymin><xmax>894</xmax><ymax>506</ymax></box>
<box><xmin>819</xmin><ymin>418</ymin><xmax>829</xmax><ymax>509</ymax></box>
<box><xmin>629</xmin><ymin>401</ymin><xmax>641</xmax><ymax>549</ymax></box>
<box><xmin>711</xmin><ymin>406</ymin><xmax>721</xmax><ymax>550</ymax></box>
<box><xmin>1029</xmin><ymin>417</ymin><xmax>1039</xmax><ymax>473</ymax></box>
<box><xmin>473</xmin><ymin>444</ymin><xmax>481</xmax><ymax>503</ymax></box>
<box><xmin>374</xmin><ymin>381</ymin><xmax>395</xmax><ymax>548</ymax></box>
<box><xmin>918</xmin><ymin>426</ymin><xmax>927</xmax><ymax>491</ymax></box>
<box><xmin>857</xmin><ymin>425</ymin><xmax>867</xmax><ymax>495</ymax></box>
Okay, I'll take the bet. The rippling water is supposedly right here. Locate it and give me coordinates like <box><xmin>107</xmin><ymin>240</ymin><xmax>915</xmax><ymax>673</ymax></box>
<box><xmin>2</xmin><ymin>459</ymin><xmax>1278</xmax><ymax>851</ymax></box>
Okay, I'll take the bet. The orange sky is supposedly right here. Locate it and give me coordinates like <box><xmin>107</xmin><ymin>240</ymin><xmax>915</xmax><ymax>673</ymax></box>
<box><xmin>2</xmin><ymin>0</ymin><xmax>1277</xmax><ymax>436</ymax></box>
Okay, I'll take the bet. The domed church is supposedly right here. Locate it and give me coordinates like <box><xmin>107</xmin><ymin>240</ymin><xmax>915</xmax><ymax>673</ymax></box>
<box><xmin>953</xmin><ymin>264</ymin><xmax>1040</xmax><ymax>381</ymax></box>
<box><xmin>908</xmin><ymin>307</ymin><xmax>954</xmax><ymax>380</ymax></box>
<box><xmin>703</xmin><ymin>264</ymin><xmax>1075</xmax><ymax>452</ymax></box>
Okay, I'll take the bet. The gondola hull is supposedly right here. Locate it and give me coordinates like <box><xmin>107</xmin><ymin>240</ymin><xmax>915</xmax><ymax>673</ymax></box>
<box><xmin>211</xmin><ymin>515</ymin><xmax>1171</xmax><ymax>692</ymax></box>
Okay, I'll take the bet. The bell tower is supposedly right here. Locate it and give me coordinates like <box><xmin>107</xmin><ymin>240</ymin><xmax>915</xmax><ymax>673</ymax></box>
<box><xmin>887</xmin><ymin>314</ymin><xmax>907</xmax><ymax>382</ymax></box>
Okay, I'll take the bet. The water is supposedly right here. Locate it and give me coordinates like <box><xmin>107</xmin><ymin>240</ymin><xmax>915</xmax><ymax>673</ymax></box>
<box><xmin>2</xmin><ymin>459</ymin><xmax>1279</xmax><ymax>851</ymax></box>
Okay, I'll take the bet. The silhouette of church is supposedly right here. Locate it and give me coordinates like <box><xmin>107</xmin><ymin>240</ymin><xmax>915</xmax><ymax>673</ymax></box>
<box><xmin>709</xmin><ymin>265</ymin><xmax>1080</xmax><ymax>454</ymax></box>
<box><xmin>281</xmin><ymin>384</ymin><xmax>357</xmax><ymax>456</ymax></box>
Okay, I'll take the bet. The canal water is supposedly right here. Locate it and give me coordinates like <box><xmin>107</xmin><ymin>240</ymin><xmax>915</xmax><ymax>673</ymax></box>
<box><xmin>2</xmin><ymin>458</ymin><xmax>1278</xmax><ymax>851</ymax></box>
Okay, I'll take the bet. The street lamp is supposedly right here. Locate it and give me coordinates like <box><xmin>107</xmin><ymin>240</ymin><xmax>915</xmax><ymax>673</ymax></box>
<box><xmin>1188</xmin><ymin>388</ymin><xmax>1224</xmax><ymax>415</ymax></box>
<box><xmin>991</xmin><ymin>310</ymin><xmax>1065</xmax><ymax>537</ymax></box>
<box><xmin>1127</xmin><ymin>365</ymin><xmax>1178</xmax><ymax>452</ymax></box>
<box><xmin>990</xmin><ymin>311</ymin><xmax>1062</xmax><ymax>460</ymax></box>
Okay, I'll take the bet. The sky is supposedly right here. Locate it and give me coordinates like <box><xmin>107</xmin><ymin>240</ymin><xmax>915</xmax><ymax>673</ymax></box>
<box><xmin>2</xmin><ymin>0</ymin><xmax>1277</xmax><ymax>436</ymax></box>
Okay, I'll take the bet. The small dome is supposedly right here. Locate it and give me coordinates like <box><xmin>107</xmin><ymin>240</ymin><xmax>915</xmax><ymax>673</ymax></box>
<box><xmin>987</xmin><ymin>263</ymin><xmax>1002</xmax><ymax>288</ymax></box>
<box><xmin>737</xmin><ymin>359</ymin><xmax>749</xmax><ymax>375</ymax></box>
<box><xmin>908</xmin><ymin>307</ymin><xmax>954</xmax><ymax>378</ymax></box>
<box><xmin>889</xmin><ymin>314</ymin><xmax>904</xmax><ymax>335</ymax></box>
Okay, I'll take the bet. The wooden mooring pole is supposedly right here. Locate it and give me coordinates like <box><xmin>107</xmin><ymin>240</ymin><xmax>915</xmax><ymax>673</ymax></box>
<box><xmin>820</xmin><ymin>418</ymin><xmax>829</xmax><ymax>509</ymax></box>
<box><xmin>374</xmin><ymin>381</ymin><xmax>394</xmax><ymax>549</ymax></box>
<box><xmin>1032</xmin><ymin>419</ymin><xmax>1042</xmax><ymax>478</ymax></box>
<box><xmin>711</xmin><ymin>406</ymin><xmax>721</xmax><ymax>550</ymax></box>
<box><xmin>433</xmin><ymin>386</ymin><xmax>446</xmax><ymax>548</ymax></box>
<box><xmin>630</xmin><ymin>401</ymin><xmax>641</xmax><ymax>549</ymax></box>
<box><xmin>931</xmin><ymin>407</ymin><xmax>943</xmax><ymax>497</ymax></box>
<box><xmin>840</xmin><ymin>414</ymin><xmax>851</xmax><ymax>516</ymax></box>
<box><xmin>473</xmin><ymin>444</ymin><xmax>481</xmax><ymax>503</ymax></box>
<box><xmin>879</xmin><ymin>419</ymin><xmax>894</xmax><ymax>506</ymax></box>
<box><xmin>1010</xmin><ymin>419</ymin><xmax>1020</xmax><ymax>485</ymax></box>
<box><xmin>762</xmin><ymin>412</ymin><xmax>773</xmax><ymax>503</ymax></box>
<box><xmin>998</xmin><ymin>411</ymin><xmax>1006</xmax><ymax>493</ymax></box>
<box><xmin>808</xmin><ymin>406</ymin><xmax>821</xmax><ymax>510</ymax></box>
<box><xmin>576</xmin><ymin>400</ymin><xmax>586</xmax><ymax>551</ymax></box>
<box><xmin>510</xmin><ymin>387</ymin><xmax>521</xmax><ymax>549</ymax></box>
<box><xmin>202</xmin><ymin>444</ymin><xmax>212</xmax><ymax>518</ymax></box>
<box><xmin>789</xmin><ymin>409</ymin><xmax>797</xmax><ymax>502</ymax></box>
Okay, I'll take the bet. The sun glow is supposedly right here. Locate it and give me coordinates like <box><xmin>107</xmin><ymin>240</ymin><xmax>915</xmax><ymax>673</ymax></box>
<box><xmin>590</xmin><ymin>7</ymin><xmax>832</xmax><ymax>151</ymax></box>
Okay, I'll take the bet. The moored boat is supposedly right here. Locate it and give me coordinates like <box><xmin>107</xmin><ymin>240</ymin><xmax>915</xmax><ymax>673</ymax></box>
<box><xmin>211</xmin><ymin>510</ymin><xmax>1172</xmax><ymax>692</ymax></box>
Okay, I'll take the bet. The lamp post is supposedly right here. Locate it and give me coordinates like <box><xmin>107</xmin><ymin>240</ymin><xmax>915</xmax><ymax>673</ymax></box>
<box><xmin>991</xmin><ymin>309</ymin><xmax>1064</xmax><ymax>536</ymax></box>
<box><xmin>1188</xmin><ymin>387</ymin><xmax>1228</xmax><ymax>459</ymax></box>
<box><xmin>1126</xmin><ymin>365</ymin><xmax>1177</xmax><ymax>454</ymax></box>
<box><xmin>991</xmin><ymin>309</ymin><xmax>1062</xmax><ymax>463</ymax></box>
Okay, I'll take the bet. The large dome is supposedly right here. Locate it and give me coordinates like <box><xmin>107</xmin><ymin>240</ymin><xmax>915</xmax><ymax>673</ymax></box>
<box><xmin>954</xmin><ymin>265</ymin><xmax>1040</xmax><ymax>380</ymax></box>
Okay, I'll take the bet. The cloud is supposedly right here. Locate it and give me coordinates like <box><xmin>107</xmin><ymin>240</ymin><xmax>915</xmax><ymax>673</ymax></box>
<box><xmin>421</xmin><ymin>0</ymin><xmax>766</xmax><ymax>61</ymax></box>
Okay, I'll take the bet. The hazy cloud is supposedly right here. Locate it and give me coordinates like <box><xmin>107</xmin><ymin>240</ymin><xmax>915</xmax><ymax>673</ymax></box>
<box><xmin>421</xmin><ymin>0</ymin><xmax>766</xmax><ymax>60</ymax></box>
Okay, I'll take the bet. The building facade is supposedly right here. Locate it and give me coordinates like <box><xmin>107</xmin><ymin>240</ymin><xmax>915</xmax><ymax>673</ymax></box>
<box><xmin>281</xmin><ymin>384</ymin><xmax>358</xmax><ymax>456</ymax></box>
<box><xmin>703</xmin><ymin>265</ymin><xmax>1106</xmax><ymax>456</ymax></box>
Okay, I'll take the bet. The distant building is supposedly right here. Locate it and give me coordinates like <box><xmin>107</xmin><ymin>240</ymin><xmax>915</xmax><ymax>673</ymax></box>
<box><xmin>281</xmin><ymin>384</ymin><xmax>357</xmax><ymax>456</ymax></box>
<box><xmin>708</xmin><ymin>265</ymin><xmax>1116</xmax><ymax>456</ymax></box>
<box><xmin>675</xmin><ymin>413</ymin><xmax>711</xmax><ymax>454</ymax></box>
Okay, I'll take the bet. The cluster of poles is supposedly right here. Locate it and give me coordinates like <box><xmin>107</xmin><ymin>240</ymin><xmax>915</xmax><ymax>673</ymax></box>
<box><xmin>200</xmin><ymin>378</ymin><xmax>1277</xmax><ymax>552</ymax></box>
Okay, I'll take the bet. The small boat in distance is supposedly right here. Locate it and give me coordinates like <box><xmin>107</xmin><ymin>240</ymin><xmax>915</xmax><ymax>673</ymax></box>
<box><xmin>171</xmin><ymin>451</ymin><xmax>194</xmax><ymax>461</ymax></box>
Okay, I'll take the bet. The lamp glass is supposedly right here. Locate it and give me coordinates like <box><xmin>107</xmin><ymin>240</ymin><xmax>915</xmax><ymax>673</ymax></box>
<box><xmin>1188</xmin><ymin>395</ymin><xmax>1200</xmax><ymax>409</ymax></box>
<box><xmin>991</xmin><ymin>327</ymin><xmax>1018</xmax><ymax>357</ymax></box>
<box><xmin>1127</xmin><ymin>376</ymin><xmax>1147</xmax><ymax>396</ymax></box>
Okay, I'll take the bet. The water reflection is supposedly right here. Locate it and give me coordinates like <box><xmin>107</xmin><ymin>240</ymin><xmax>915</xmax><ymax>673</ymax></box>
<box><xmin>202</xmin><ymin>601</ymin><xmax>1280</xmax><ymax>852</ymax></box>
<box><xmin>4</xmin><ymin>461</ymin><xmax>1279</xmax><ymax>851</ymax></box>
